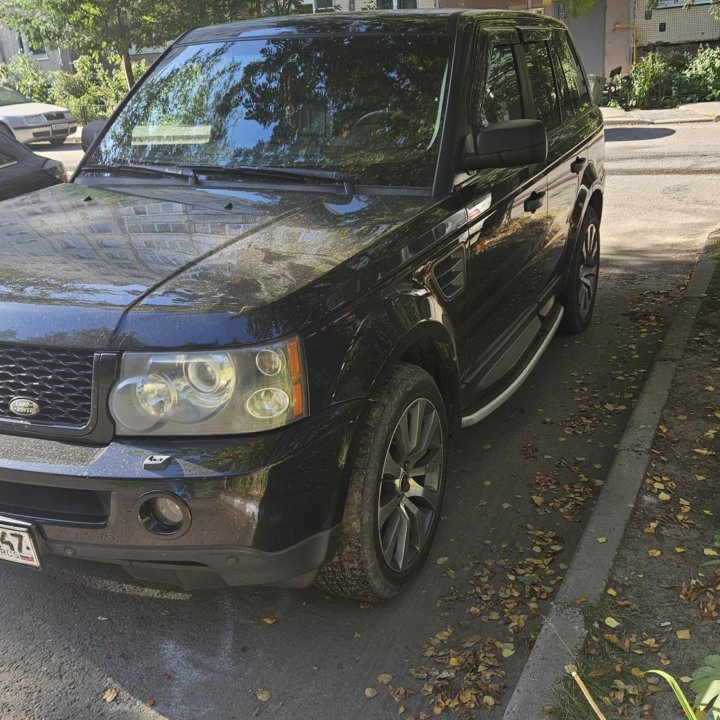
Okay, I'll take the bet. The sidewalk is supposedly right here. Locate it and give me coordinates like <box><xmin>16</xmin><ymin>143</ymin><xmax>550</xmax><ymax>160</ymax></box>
<box><xmin>602</xmin><ymin>102</ymin><xmax>720</xmax><ymax>126</ymax></box>
<box><xmin>504</xmin><ymin>231</ymin><xmax>720</xmax><ymax>719</ymax></box>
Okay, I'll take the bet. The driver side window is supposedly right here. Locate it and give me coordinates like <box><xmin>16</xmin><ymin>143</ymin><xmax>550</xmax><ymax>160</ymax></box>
<box><xmin>476</xmin><ymin>44</ymin><xmax>523</xmax><ymax>128</ymax></box>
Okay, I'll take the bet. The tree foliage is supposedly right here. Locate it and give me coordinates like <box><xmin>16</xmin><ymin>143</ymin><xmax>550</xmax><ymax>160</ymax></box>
<box><xmin>0</xmin><ymin>0</ymin><xmax>261</xmax><ymax>88</ymax></box>
<box><xmin>563</xmin><ymin>0</ymin><xmax>602</xmax><ymax>18</ymax></box>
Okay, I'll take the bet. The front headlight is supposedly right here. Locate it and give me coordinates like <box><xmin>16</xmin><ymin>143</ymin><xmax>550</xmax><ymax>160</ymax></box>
<box><xmin>109</xmin><ymin>339</ymin><xmax>307</xmax><ymax>436</ymax></box>
<box><xmin>22</xmin><ymin>114</ymin><xmax>45</xmax><ymax>126</ymax></box>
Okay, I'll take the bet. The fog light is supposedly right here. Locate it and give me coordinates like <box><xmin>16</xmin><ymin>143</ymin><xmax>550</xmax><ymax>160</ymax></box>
<box><xmin>137</xmin><ymin>492</ymin><xmax>190</xmax><ymax>537</ymax></box>
<box><xmin>153</xmin><ymin>497</ymin><xmax>184</xmax><ymax>526</ymax></box>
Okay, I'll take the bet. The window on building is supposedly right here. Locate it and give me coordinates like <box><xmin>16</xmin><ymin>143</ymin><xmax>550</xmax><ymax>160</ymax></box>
<box><xmin>523</xmin><ymin>42</ymin><xmax>560</xmax><ymax>131</ymax></box>
<box><xmin>475</xmin><ymin>44</ymin><xmax>523</xmax><ymax>127</ymax></box>
<box><xmin>20</xmin><ymin>30</ymin><xmax>47</xmax><ymax>58</ymax></box>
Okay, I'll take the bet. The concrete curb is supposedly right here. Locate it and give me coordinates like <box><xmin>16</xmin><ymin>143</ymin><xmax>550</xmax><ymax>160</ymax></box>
<box><xmin>679</xmin><ymin>105</ymin><xmax>720</xmax><ymax>122</ymax></box>
<box><xmin>502</xmin><ymin>232</ymin><xmax>719</xmax><ymax>719</ymax></box>
<box><xmin>603</xmin><ymin>116</ymin><xmax>714</xmax><ymax>127</ymax></box>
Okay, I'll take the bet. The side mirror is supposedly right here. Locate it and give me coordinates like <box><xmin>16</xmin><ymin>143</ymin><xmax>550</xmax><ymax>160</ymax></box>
<box><xmin>464</xmin><ymin>119</ymin><xmax>548</xmax><ymax>171</ymax></box>
<box><xmin>81</xmin><ymin>120</ymin><xmax>106</xmax><ymax>152</ymax></box>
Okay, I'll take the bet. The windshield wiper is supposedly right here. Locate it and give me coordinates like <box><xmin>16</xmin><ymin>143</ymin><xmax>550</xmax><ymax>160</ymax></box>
<box><xmin>188</xmin><ymin>164</ymin><xmax>355</xmax><ymax>196</ymax></box>
<box><xmin>81</xmin><ymin>163</ymin><xmax>198</xmax><ymax>185</ymax></box>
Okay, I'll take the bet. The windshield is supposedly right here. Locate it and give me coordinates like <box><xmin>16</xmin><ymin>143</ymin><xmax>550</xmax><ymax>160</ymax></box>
<box><xmin>0</xmin><ymin>86</ymin><xmax>32</xmax><ymax>106</ymax></box>
<box><xmin>87</xmin><ymin>34</ymin><xmax>452</xmax><ymax>188</ymax></box>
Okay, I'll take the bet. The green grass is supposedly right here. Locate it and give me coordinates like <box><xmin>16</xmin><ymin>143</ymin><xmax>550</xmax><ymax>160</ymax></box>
<box><xmin>546</xmin><ymin>599</ymin><xmax>644</xmax><ymax>720</ymax></box>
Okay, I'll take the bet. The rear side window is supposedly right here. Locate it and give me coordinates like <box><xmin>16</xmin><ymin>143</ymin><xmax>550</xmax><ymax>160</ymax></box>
<box><xmin>551</xmin><ymin>32</ymin><xmax>592</xmax><ymax>118</ymax></box>
<box><xmin>0</xmin><ymin>152</ymin><xmax>16</xmax><ymax>168</ymax></box>
<box><xmin>568</xmin><ymin>43</ymin><xmax>592</xmax><ymax>109</ymax></box>
<box><xmin>523</xmin><ymin>42</ymin><xmax>561</xmax><ymax>131</ymax></box>
<box><xmin>476</xmin><ymin>44</ymin><xmax>523</xmax><ymax>127</ymax></box>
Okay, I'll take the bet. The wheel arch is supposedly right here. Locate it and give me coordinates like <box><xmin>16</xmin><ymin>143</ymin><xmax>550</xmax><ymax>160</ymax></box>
<box><xmin>393</xmin><ymin>327</ymin><xmax>462</xmax><ymax>434</ymax></box>
<box><xmin>562</xmin><ymin>178</ymin><xmax>603</xmax><ymax>279</ymax></box>
<box><xmin>330</xmin><ymin>289</ymin><xmax>462</xmax><ymax>433</ymax></box>
<box><xmin>588</xmin><ymin>187</ymin><xmax>603</xmax><ymax>223</ymax></box>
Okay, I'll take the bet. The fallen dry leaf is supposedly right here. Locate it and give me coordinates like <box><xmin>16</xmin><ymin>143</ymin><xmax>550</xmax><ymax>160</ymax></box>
<box><xmin>676</xmin><ymin>629</ymin><xmax>691</xmax><ymax>640</ymax></box>
<box><xmin>260</xmin><ymin>617</ymin><xmax>276</xmax><ymax>625</ymax></box>
<box><xmin>378</xmin><ymin>673</ymin><xmax>392</xmax><ymax>685</ymax></box>
<box><xmin>364</xmin><ymin>688</ymin><xmax>378</xmax><ymax>699</ymax></box>
<box><xmin>103</xmin><ymin>688</ymin><xmax>118</xmax><ymax>703</ymax></box>
<box><xmin>256</xmin><ymin>689</ymin><xmax>270</xmax><ymax>702</ymax></box>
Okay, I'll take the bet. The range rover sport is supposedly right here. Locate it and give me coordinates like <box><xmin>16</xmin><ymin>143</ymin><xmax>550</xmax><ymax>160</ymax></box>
<box><xmin>0</xmin><ymin>11</ymin><xmax>604</xmax><ymax>600</ymax></box>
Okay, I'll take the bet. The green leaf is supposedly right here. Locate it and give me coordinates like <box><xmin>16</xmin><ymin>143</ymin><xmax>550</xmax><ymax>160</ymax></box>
<box><xmin>692</xmin><ymin>656</ymin><xmax>720</xmax><ymax>718</ymax></box>
<box><xmin>647</xmin><ymin>670</ymin><xmax>698</xmax><ymax>719</ymax></box>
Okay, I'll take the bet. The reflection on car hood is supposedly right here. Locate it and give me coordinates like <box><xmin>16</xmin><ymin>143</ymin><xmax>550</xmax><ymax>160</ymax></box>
<box><xmin>0</xmin><ymin>182</ymin><xmax>434</xmax><ymax>349</ymax></box>
<box><xmin>0</xmin><ymin>102</ymin><xmax>70</xmax><ymax>118</ymax></box>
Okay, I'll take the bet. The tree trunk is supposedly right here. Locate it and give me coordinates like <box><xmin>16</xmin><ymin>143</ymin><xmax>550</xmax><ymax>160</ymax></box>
<box><xmin>119</xmin><ymin>47</ymin><xmax>135</xmax><ymax>89</ymax></box>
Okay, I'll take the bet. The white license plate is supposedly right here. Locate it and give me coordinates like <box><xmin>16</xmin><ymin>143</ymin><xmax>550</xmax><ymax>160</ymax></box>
<box><xmin>51</xmin><ymin>122</ymin><xmax>68</xmax><ymax>131</ymax></box>
<box><xmin>0</xmin><ymin>523</ymin><xmax>40</xmax><ymax>568</ymax></box>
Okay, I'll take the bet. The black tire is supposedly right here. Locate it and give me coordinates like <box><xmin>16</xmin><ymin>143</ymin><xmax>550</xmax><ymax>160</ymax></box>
<box><xmin>560</xmin><ymin>207</ymin><xmax>600</xmax><ymax>334</ymax></box>
<box><xmin>315</xmin><ymin>363</ymin><xmax>448</xmax><ymax>601</ymax></box>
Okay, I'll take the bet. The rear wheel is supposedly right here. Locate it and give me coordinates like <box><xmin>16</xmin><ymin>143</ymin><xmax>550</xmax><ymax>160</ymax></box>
<box><xmin>315</xmin><ymin>363</ymin><xmax>447</xmax><ymax>601</ymax></box>
<box><xmin>560</xmin><ymin>207</ymin><xmax>600</xmax><ymax>334</ymax></box>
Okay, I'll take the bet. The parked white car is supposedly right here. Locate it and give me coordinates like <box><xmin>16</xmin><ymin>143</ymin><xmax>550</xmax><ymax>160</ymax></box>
<box><xmin>0</xmin><ymin>86</ymin><xmax>77</xmax><ymax>145</ymax></box>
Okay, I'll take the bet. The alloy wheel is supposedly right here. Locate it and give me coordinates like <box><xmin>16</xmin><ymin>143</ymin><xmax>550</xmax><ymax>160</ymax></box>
<box><xmin>377</xmin><ymin>397</ymin><xmax>444</xmax><ymax>574</ymax></box>
<box><xmin>578</xmin><ymin>222</ymin><xmax>599</xmax><ymax>319</ymax></box>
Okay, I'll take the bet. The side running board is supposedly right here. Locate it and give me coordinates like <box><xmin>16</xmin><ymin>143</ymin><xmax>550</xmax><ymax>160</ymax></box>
<box><xmin>461</xmin><ymin>305</ymin><xmax>564</xmax><ymax>429</ymax></box>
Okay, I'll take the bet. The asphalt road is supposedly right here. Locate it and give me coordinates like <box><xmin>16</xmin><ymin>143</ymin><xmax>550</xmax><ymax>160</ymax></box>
<box><xmin>3</xmin><ymin>124</ymin><xmax>720</xmax><ymax>720</ymax></box>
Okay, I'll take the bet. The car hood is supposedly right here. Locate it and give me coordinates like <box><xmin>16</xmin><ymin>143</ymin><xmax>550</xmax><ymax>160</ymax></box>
<box><xmin>0</xmin><ymin>182</ymin><xmax>437</xmax><ymax>349</ymax></box>
<box><xmin>0</xmin><ymin>101</ymin><xmax>70</xmax><ymax>118</ymax></box>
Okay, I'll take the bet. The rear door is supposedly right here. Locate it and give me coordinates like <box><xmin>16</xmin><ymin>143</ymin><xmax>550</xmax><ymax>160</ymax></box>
<box><xmin>539</xmin><ymin>30</ymin><xmax>596</xmax><ymax>286</ymax></box>
<box><xmin>454</xmin><ymin>29</ymin><xmax>550</xmax><ymax>402</ymax></box>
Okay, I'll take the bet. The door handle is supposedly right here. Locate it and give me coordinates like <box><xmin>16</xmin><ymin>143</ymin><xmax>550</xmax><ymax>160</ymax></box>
<box><xmin>570</xmin><ymin>156</ymin><xmax>586</xmax><ymax>174</ymax></box>
<box><xmin>523</xmin><ymin>190</ymin><xmax>545</xmax><ymax>214</ymax></box>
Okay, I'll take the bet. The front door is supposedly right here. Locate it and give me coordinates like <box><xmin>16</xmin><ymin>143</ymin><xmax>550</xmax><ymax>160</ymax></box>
<box><xmin>455</xmin><ymin>32</ymin><xmax>549</xmax><ymax>403</ymax></box>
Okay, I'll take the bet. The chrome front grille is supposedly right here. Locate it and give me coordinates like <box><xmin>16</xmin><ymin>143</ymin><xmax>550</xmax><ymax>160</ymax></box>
<box><xmin>0</xmin><ymin>346</ymin><xmax>95</xmax><ymax>427</ymax></box>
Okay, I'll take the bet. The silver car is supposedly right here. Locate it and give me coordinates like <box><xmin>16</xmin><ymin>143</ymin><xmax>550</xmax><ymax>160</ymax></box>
<box><xmin>0</xmin><ymin>86</ymin><xmax>77</xmax><ymax>145</ymax></box>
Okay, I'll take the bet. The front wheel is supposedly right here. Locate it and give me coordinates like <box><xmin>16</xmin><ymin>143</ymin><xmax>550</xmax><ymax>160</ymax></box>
<box><xmin>560</xmin><ymin>207</ymin><xmax>600</xmax><ymax>334</ymax></box>
<box><xmin>315</xmin><ymin>363</ymin><xmax>448</xmax><ymax>601</ymax></box>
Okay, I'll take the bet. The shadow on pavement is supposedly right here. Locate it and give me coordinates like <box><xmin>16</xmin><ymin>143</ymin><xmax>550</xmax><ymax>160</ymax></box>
<box><xmin>605</xmin><ymin>127</ymin><xmax>676</xmax><ymax>142</ymax></box>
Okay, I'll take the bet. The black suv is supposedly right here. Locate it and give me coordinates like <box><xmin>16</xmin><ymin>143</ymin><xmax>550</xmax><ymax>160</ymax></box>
<box><xmin>0</xmin><ymin>11</ymin><xmax>603</xmax><ymax>600</ymax></box>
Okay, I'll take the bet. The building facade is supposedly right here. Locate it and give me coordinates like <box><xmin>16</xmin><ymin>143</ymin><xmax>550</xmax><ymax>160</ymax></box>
<box><xmin>565</xmin><ymin>0</ymin><xmax>720</xmax><ymax>80</ymax></box>
<box><xmin>0</xmin><ymin>27</ymin><xmax>73</xmax><ymax>73</ymax></box>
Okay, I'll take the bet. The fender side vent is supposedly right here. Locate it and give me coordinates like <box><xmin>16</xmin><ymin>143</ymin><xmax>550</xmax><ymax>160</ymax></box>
<box><xmin>433</xmin><ymin>246</ymin><xmax>466</xmax><ymax>300</ymax></box>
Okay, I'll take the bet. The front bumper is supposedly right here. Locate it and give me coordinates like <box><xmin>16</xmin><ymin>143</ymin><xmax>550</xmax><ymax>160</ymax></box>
<box><xmin>0</xmin><ymin>401</ymin><xmax>363</xmax><ymax>589</ymax></box>
<box><xmin>13</xmin><ymin>122</ymin><xmax>77</xmax><ymax>144</ymax></box>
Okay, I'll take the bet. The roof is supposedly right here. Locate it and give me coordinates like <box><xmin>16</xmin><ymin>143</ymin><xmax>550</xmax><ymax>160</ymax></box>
<box><xmin>179</xmin><ymin>10</ymin><xmax>563</xmax><ymax>44</ymax></box>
